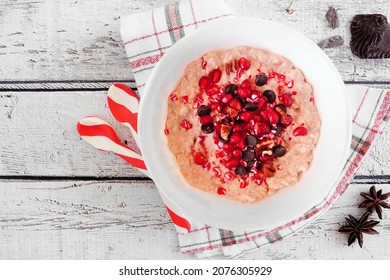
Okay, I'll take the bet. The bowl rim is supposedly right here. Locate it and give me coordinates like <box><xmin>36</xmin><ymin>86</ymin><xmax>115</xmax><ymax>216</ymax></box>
<box><xmin>139</xmin><ymin>17</ymin><xmax>351</xmax><ymax>230</ymax></box>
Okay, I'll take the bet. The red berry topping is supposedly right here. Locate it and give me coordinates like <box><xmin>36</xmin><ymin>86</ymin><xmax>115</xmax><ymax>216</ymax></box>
<box><xmin>205</xmin><ymin>84</ymin><xmax>220</xmax><ymax>96</ymax></box>
<box><xmin>280</xmin><ymin>93</ymin><xmax>293</xmax><ymax>107</ymax></box>
<box><xmin>229</xmin><ymin>98</ymin><xmax>243</xmax><ymax>111</ymax></box>
<box><xmin>209</xmin><ymin>68</ymin><xmax>222</xmax><ymax>83</ymax></box>
<box><xmin>198</xmin><ymin>76</ymin><xmax>211</xmax><ymax>89</ymax></box>
<box><xmin>293</xmin><ymin>126</ymin><xmax>308</xmax><ymax>136</ymax></box>
<box><xmin>221</xmin><ymin>93</ymin><xmax>233</xmax><ymax>104</ymax></box>
<box><xmin>238</xmin><ymin>57</ymin><xmax>251</xmax><ymax>70</ymax></box>
<box><xmin>240</xmin><ymin>79</ymin><xmax>252</xmax><ymax>89</ymax></box>
<box><xmin>237</xmin><ymin>87</ymin><xmax>251</xmax><ymax>98</ymax></box>
<box><xmin>200</xmin><ymin>115</ymin><xmax>213</xmax><ymax>125</ymax></box>
<box><xmin>194</xmin><ymin>152</ymin><xmax>205</xmax><ymax>165</ymax></box>
<box><xmin>225</xmin><ymin>158</ymin><xmax>240</xmax><ymax>169</ymax></box>
<box><xmin>217</xmin><ymin>187</ymin><xmax>226</xmax><ymax>195</ymax></box>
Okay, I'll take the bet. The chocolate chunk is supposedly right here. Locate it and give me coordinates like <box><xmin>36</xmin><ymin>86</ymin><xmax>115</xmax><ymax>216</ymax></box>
<box><xmin>201</xmin><ymin>123</ymin><xmax>214</xmax><ymax>134</ymax></box>
<box><xmin>273</xmin><ymin>145</ymin><xmax>287</xmax><ymax>157</ymax></box>
<box><xmin>246</xmin><ymin>160</ymin><xmax>255</xmax><ymax>170</ymax></box>
<box><xmin>242</xmin><ymin>148</ymin><xmax>255</xmax><ymax>162</ymax></box>
<box><xmin>263</xmin><ymin>90</ymin><xmax>276</xmax><ymax>103</ymax></box>
<box><xmin>197</xmin><ymin>105</ymin><xmax>211</xmax><ymax>116</ymax></box>
<box><xmin>325</xmin><ymin>6</ymin><xmax>339</xmax><ymax>29</ymax></box>
<box><xmin>255</xmin><ymin>74</ymin><xmax>268</xmax><ymax>86</ymax></box>
<box><xmin>245</xmin><ymin>135</ymin><xmax>257</xmax><ymax>147</ymax></box>
<box><xmin>244</xmin><ymin>103</ymin><xmax>258</xmax><ymax>112</ymax></box>
<box><xmin>235</xmin><ymin>165</ymin><xmax>248</xmax><ymax>175</ymax></box>
<box><xmin>350</xmin><ymin>14</ymin><xmax>390</xmax><ymax>59</ymax></box>
<box><xmin>273</xmin><ymin>123</ymin><xmax>283</xmax><ymax>136</ymax></box>
<box><xmin>318</xmin><ymin>35</ymin><xmax>344</xmax><ymax>49</ymax></box>
<box><xmin>225</xmin><ymin>84</ymin><xmax>238</xmax><ymax>95</ymax></box>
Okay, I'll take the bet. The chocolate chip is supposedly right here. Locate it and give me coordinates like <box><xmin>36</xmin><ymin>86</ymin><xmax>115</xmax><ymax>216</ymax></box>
<box><xmin>225</xmin><ymin>84</ymin><xmax>238</xmax><ymax>95</ymax></box>
<box><xmin>235</xmin><ymin>165</ymin><xmax>248</xmax><ymax>175</ymax></box>
<box><xmin>242</xmin><ymin>148</ymin><xmax>255</xmax><ymax>162</ymax></box>
<box><xmin>273</xmin><ymin>145</ymin><xmax>287</xmax><ymax>157</ymax></box>
<box><xmin>201</xmin><ymin>123</ymin><xmax>214</xmax><ymax>134</ymax></box>
<box><xmin>256</xmin><ymin>162</ymin><xmax>263</xmax><ymax>170</ymax></box>
<box><xmin>350</xmin><ymin>14</ymin><xmax>390</xmax><ymax>59</ymax></box>
<box><xmin>274</xmin><ymin>104</ymin><xmax>287</xmax><ymax>113</ymax></box>
<box><xmin>246</xmin><ymin>160</ymin><xmax>255</xmax><ymax>170</ymax></box>
<box><xmin>255</xmin><ymin>74</ymin><xmax>268</xmax><ymax>87</ymax></box>
<box><xmin>263</xmin><ymin>90</ymin><xmax>276</xmax><ymax>103</ymax></box>
<box><xmin>236</xmin><ymin>96</ymin><xmax>246</xmax><ymax>106</ymax></box>
<box><xmin>273</xmin><ymin>123</ymin><xmax>282</xmax><ymax>136</ymax></box>
<box><xmin>197</xmin><ymin>105</ymin><xmax>211</xmax><ymax>116</ymax></box>
<box><xmin>244</xmin><ymin>103</ymin><xmax>258</xmax><ymax>111</ymax></box>
<box><xmin>245</xmin><ymin>135</ymin><xmax>257</xmax><ymax>147</ymax></box>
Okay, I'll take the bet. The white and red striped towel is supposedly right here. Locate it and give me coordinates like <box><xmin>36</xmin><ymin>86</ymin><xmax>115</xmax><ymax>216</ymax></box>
<box><xmin>77</xmin><ymin>0</ymin><xmax>390</xmax><ymax>258</ymax></box>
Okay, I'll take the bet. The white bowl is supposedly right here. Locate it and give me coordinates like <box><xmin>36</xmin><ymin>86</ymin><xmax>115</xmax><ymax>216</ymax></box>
<box><xmin>139</xmin><ymin>18</ymin><xmax>351</xmax><ymax>231</ymax></box>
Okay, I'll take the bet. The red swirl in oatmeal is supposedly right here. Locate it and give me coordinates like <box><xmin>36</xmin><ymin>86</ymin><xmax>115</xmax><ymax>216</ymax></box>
<box><xmin>166</xmin><ymin>46</ymin><xmax>321</xmax><ymax>203</ymax></box>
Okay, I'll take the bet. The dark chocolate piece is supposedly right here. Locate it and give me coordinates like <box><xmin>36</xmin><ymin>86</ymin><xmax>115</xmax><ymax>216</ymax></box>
<box><xmin>350</xmin><ymin>14</ymin><xmax>390</xmax><ymax>59</ymax></box>
<box><xmin>318</xmin><ymin>35</ymin><xmax>344</xmax><ymax>49</ymax></box>
<box><xmin>326</xmin><ymin>6</ymin><xmax>339</xmax><ymax>29</ymax></box>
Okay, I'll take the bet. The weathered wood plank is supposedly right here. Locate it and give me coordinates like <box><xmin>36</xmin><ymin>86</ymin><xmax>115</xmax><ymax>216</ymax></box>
<box><xmin>0</xmin><ymin>89</ymin><xmax>389</xmax><ymax>177</ymax></box>
<box><xmin>0</xmin><ymin>90</ymin><xmax>144</xmax><ymax>177</ymax></box>
<box><xmin>0</xmin><ymin>180</ymin><xmax>389</xmax><ymax>259</ymax></box>
<box><xmin>1</xmin><ymin>0</ymin><xmax>390</xmax><ymax>82</ymax></box>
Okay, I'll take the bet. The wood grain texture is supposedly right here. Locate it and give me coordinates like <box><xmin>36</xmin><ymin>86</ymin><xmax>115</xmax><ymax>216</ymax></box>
<box><xmin>0</xmin><ymin>89</ymin><xmax>389</xmax><ymax>178</ymax></box>
<box><xmin>0</xmin><ymin>90</ymin><xmax>144</xmax><ymax>177</ymax></box>
<box><xmin>0</xmin><ymin>180</ymin><xmax>389</xmax><ymax>259</ymax></box>
<box><xmin>0</xmin><ymin>0</ymin><xmax>390</xmax><ymax>82</ymax></box>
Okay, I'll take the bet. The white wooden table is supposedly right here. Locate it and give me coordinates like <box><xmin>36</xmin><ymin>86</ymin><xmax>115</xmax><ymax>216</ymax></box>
<box><xmin>0</xmin><ymin>0</ymin><xmax>389</xmax><ymax>259</ymax></box>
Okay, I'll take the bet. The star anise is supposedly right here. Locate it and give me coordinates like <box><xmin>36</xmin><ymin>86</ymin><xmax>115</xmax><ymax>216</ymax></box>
<box><xmin>359</xmin><ymin>185</ymin><xmax>390</xmax><ymax>219</ymax></box>
<box><xmin>338</xmin><ymin>212</ymin><xmax>379</xmax><ymax>248</ymax></box>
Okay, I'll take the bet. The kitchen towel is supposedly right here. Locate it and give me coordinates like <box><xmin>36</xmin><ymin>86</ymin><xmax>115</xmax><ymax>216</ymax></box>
<box><xmin>120</xmin><ymin>0</ymin><xmax>390</xmax><ymax>258</ymax></box>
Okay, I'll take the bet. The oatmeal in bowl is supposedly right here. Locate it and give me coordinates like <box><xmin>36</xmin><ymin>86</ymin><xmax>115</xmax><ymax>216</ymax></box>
<box><xmin>166</xmin><ymin>46</ymin><xmax>321</xmax><ymax>203</ymax></box>
<box><xmin>139</xmin><ymin>18</ymin><xmax>350</xmax><ymax>230</ymax></box>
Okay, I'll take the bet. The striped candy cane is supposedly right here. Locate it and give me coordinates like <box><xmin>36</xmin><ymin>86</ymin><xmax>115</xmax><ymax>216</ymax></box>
<box><xmin>77</xmin><ymin>84</ymin><xmax>193</xmax><ymax>233</ymax></box>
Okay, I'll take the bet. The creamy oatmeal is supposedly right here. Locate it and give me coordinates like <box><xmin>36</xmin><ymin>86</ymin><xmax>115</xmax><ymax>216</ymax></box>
<box><xmin>165</xmin><ymin>46</ymin><xmax>321</xmax><ymax>203</ymax></box>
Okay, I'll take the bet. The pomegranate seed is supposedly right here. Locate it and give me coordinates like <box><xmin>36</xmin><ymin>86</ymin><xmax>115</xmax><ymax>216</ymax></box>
<box><xmin>229</xmin><ymin>98</ymin><xmax>243</xmax><ymax>111</ymax></box>
<box><xmin>164</xmin><ymin>128</ymin><xmax>169</xmax><ymax>135</ymax></box>
<box><xmin>217</xmin><ymin>187</ymin><xmax>226</xmax><ymax>195</ymax></box>
<box><xmin>238</xmin><ymin>57</ymin><xmax>251</xmax><ymax>70</ymax></box>
<box><xmin>225</xmin><ymin>158</ymin><xmax>240</xmax><ymax>169</ymax></box>
<box><xmin>236</xmin><ymin>139</ymin><xmax>246</xmax><ymax>150</ymax></box>
<box><xmin>310</xmin><ymin>97</ymin><xmax>314</xmax><ymax>102</ymax></box>
<box><xmin>280</xmin><ymin>93</ymin><xmax>293</xmax><ymax>107</ymax></box>
<box><xmin>250</xmin><ymin>90</ymin><xmax>260</xmax><ymax>102</ymax></box>
<box><xmin>181</xmin><ymin>95</ymin><xmax>189</xmax><ymax>104</ymax></box>
<box><xmin>240</xmin><ymin>79</ymin><xmax>252</xmax><ymax>89</ymax></box>
<box><xmin>193</xmin><ymin>94</ymin><xmax>204</xmax><ymax>109</ymax></box>
<box><xmin>232</xmin><ymin>149</ymin><xmax>242</xmax><ymax>159</ymax></box>
<box><xmin>194</xmin><ymin>152</ymin><xmax>205</xmax><ymax>165</ymax></box>
<box><xmin>180</xmin><ymin>119</ymin><xmax>193</xmax><ymax>130</ymax></box>
<box><xmin>200</xmin><ymin>115</ymin><xmax>213</xmax><ymax>125</ymax></box>
<box><xmin>210</xmin><ymin>102</ymin><xmax>221</xmax><ymax>112</ymax></box>
<box><xmin>293</xmin><ymin>126</ymin><xmax>308</xmax><ymax>136</ymax></box>
<box><xmin>230</xmin><ymin>132</ymin><xmax>242</xmax><ymax>144</ymax></box>
<box><xmin>221</xmin><ymin>93</ymin><xmax>233</xmax><ymax>104</ymax></box>
<box><xmin>205</xmin><ymin>84</ymin><xmax>220</xmax><ymax>96</ymax></box>
<box><xmin>169</xmin><ymin>93</ymin><xmax>178</xmax><ymax>101</ymax></box>
<box><xmin>257</xmin><ymin>96</ymin><xmax>268</xmax><ymax>109</ymax></box>
<box><xmin>237</xmin><ymin>87</ymin><xmax>251</xmax><ymax>98</ymax></box>
<box><xmin>222</xmin><ymin>143</ymin><xmax>235</xmax><ymax>153</ymax></box>
<box><xmin>260</xmin><ymin>109</ymin><xmax>279</xmax><ymax>124</ymax></box>
<box><xmin>254</xmin><ymin>122</ymin><xmax>270</xmax><ymax>137</ymax></box>
<box><xmin>209</xmin><ymin>68</ymin><xmax>222</xmax><ymax>83</ymax></box>
<box><xmin>239</xmin><ymin>111</ymin><xmax>252</xmax><ymax>122</ymax></box>
<box><xmin>233</xmin><ymin>124</ymin><xmax>243</xmax><ymax>132</ymax></box>
<box><xmin>198</xmin><ymin>76</ymin><xmax>211</xmax><ymax>89</ymax></box>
